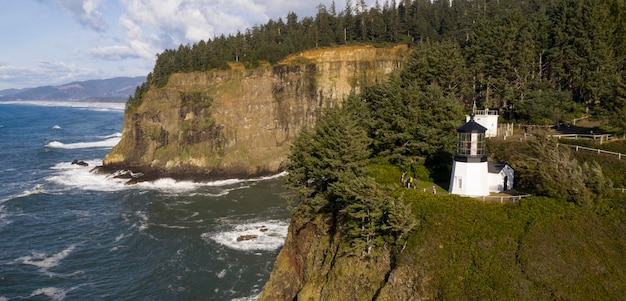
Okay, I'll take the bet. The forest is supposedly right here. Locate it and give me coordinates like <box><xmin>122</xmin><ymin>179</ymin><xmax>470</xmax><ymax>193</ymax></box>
<box><xmin>130</xmin><ymin>0</ymin><xmax>626</xmax><ymax>130</ymax></box>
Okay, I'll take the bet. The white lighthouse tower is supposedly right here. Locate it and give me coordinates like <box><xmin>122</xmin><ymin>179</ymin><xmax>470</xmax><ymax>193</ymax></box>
<box><xmin>449</xmin><ymin>113</ymin><xmax>490</xmax><ymax>196</ymax></box>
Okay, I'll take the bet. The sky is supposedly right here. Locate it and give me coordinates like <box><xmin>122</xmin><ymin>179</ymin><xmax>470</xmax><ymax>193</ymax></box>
<box><xmin>0</xmin><ymin>0</ymin><xmax>379</xmax><ymax>91</ymax></box>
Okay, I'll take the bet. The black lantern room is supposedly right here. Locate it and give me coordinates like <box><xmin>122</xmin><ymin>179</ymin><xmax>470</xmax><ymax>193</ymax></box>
<box><xmin>454</xmin><ymin>113</ymin><xmax>488</xmax><ymax>163</ymax></box>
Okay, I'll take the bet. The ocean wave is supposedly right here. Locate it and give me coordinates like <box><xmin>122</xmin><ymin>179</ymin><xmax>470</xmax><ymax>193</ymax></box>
<box><xmin>46</xmin><ymin>160</ymin><xmax>185</xmax><ymax>192</ymax></box>
<box><xmin>231</xmin><ymin>294</ymin><xmax>259</xmax><ymax>301</ymax></box>
<box><xmin>30</xmin><ymin>287</ymin><xmax>67</xmax><ymax>301</ymax></box>
<box><xmin>203</xmin><ymin>219</ymin><xmax>289</xmax><ymax>252</ymax></box>
<box><xmin>0</xmin><ymin>184</ymin><xmax>46</xmax><ymax>203</ymax></box>
<box><xmin>47</xmin><ymin>160</ymin><xmax>286</xmax><ymax>194</ymax></box>
<box><xmin>47</xmin><ymin>160</ymin><xmax>131</xmax><ymax>192</ymax></box>
<box><xmin>101</xmin><ymin>132</ymin><xmax>122</xmax><ymax>139</ymax></box>
<box><xmin>114</xmin><ymin>232</ymin><xmax>132</xmax><ymax>242</ymax></box>
<box><xmin>135</xmin><ymin>210</ymin><xmax>149</xmax><ymax>231</ymax></box>
<box><xmin>17</xmin><ymin>244</ymin><xmax>76</xmax><ymax>270</ymax></box>
<box><xmin>155</xmin><ymin>223</ymin><xmax>189</xmax><ymax>229</ymax></box>
<box><xmin>52</xmin><ymin>125</ymin><xmax>62</xmax><ymax>130</ymax></box>
<box><xmin>45</xmin><ymin>136</ymin><xmax>121</xmax><ymax>149</ymax></box>
<box><xmin>0</xmin><ymin>205</ymin><xmax>9</xmax><ymax>228</ymax></box>
<box><xmin>135</xmin><ymin>178</ymin><xmax>205</xmax><ymax>192</ymax></box>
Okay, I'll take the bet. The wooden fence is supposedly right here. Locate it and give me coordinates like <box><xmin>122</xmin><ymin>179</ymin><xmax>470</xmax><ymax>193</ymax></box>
<box><xmin>555</xmin><ymin>142</ymin><xmax>625</xmax><ymax>159</ymax></box>
<box><xmin>550</xmin><ymin>133</ymin><xmax>613</xmax><ymax>144</ymax></box>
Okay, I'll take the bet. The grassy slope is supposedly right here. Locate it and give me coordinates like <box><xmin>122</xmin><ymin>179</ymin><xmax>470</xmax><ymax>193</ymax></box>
<box><xmin>365</xmin><ymin>162</ymin><xmax>625</xmax><ymax>299</ymax></box>
<box><xmin>391</xmin><ymin>190</ymin><xmax>626</xmax><ymax>300</ymax></box>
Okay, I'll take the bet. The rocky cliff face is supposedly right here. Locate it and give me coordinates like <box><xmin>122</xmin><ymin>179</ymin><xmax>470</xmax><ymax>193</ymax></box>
<box><xmin>258</xmin><ymin>214</ymin><xmax>431</xmax><ymax>301</ymax></box>
<box><xmin>258</xmin><ymin>215</ymin><xmax>397</xmax><ymax>301</ymax></box>
<box><xmin>103</xmin><ymin>45</ymin><xmax>409</xmax><ymax>180</ymax></box>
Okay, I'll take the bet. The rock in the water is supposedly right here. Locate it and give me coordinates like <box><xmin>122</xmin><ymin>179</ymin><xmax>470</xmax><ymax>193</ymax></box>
<box><xmin>259</xmin><ymin>226</ymin><xmax>269</xmax><ymax>232</ymax></box>
<box><xmin>236</xmin><ymin>234</ymin><xmax>258</xmax><ymax>242</ymax></box>
<box><xmin>71</xmin><ymin>159</ymin><xmax>89</xmax><ymax>166</ymax></box>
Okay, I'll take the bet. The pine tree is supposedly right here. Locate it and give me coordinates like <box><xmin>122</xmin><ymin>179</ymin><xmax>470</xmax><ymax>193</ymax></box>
<box><xmin>285</xmin><ymin>106</ymin><xmax>372</xmax><ymax>221</ymax></box>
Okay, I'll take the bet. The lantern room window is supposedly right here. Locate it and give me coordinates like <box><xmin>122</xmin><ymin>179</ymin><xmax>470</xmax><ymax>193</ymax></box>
<box><xmin>457</xmin><ymin>132</ymin><xmax>485</xmax><ymax>156</ymax></box>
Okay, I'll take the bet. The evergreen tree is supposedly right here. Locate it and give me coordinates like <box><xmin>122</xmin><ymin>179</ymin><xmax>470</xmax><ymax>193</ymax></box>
<box><xmin>286</xmin><ymin>106</ymin><xmax>372</xmax><ymax>222</ymax></box>
<box><xmin>401</xmin><ymin>40</ymin><xmax>469</xmax><ymax>103</ymax></box>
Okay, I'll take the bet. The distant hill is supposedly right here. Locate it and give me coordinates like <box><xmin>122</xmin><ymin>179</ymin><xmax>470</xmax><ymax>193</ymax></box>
<box><xmin>0</xmin><ymin>76</ymin><xmax>146</xmax><ymax>102</ymax></box>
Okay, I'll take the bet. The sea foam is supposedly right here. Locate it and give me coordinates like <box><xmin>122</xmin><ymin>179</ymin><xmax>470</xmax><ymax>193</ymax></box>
<box><xmin>203</xmin><ymin>219</ymin><xmax>289</xmax><ymax>252</ymax></box>
<box><xmin>47</xmin><ymin>159</ymin><xmax>286</xmax><ymax>194</ymax></box>
<box><xmin>231</xmin><ymin>294</ymin><xmax>260</xmax><ymax>301</ymax></box>
<box><xmin>18</xmin><ymin>244</ymin><xmax>76</xmax><ymax>271</ymax></box>
<box><xmin>47</xmin><ymin>160</ymin><xmax>129</xmax><ymax>192</ymax></box>
<box><xmin>0</xmin><ymin>205</ymin><xmax>9</xmax><ymax>227</ymax></box>
<box><xmin>45</xmin><ymin>136</ymin><xmax>121</xmax><ymax>149</ymax></box>
<box><xmin>29</xmin><ymin>287</ymin><xmax>67</xmax><ymax>301</ymax></box>
<box><xmin>0</xmin><ymin>184</ymin><xmax>46</xmax><ymax>203</ymax></box>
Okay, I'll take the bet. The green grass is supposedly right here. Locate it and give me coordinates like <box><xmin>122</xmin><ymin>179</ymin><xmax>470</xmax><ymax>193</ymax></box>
<box><xmin>363</xmin><ymin>161</ymin><xmax>626</xmax><ymax>299</ymax></box>
<box><xmin>397</xmin><ymin>194</ymin><xmax>626</xmax><ymax>300</ymax></box>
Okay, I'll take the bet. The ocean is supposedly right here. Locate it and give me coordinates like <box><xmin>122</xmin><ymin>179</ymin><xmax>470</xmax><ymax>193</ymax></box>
<box><xmin>0</xmin><ymin>102</ymin><xmax>290</xmax><ymax>301</ymax></box>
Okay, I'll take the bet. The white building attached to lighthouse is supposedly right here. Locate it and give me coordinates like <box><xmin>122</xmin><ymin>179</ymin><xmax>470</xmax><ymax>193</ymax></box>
<box><xmin>466</xmin><ymin>108</ymin><xmax>499</xmax><ymax>138</ymax></box>
<box><xmin>449</xmin><ymin>113</ymin><xmax>514</xmax><ymax>197</ymax></box>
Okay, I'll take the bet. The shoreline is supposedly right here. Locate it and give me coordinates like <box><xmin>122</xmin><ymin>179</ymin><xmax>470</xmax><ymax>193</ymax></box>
<box><xmin>0</xmin><ymin>100</ymin><xmax>126</xmax><ymax>111</ymax></box>
<box><xmin>90</xmin><ymin>164</ymin><xmax>287</xmax><ymax>185</ymax></box>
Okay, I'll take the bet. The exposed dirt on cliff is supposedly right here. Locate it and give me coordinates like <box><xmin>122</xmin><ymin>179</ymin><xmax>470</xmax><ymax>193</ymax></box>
<box><xmin>103</xmin><ymin>45</ymin><xmax>410</xmax><ymax>181</ymax></box>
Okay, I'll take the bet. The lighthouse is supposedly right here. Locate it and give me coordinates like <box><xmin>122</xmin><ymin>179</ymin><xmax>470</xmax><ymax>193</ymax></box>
<box><xmin>449</xmin><ymin>113</ymin><xmax>490</xmax><ymax>196</ymax></box>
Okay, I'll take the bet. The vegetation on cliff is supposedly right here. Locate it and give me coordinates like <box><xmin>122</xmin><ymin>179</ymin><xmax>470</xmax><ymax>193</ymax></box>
<box><xmin>265</xmin><ymin>81</ymin><xmax>626</xmax><ymax>301</ymax></box>
<box><xmin>259</xmin><ymin>2</ymin><xmax>626</xmax><ymax>299</ymax></box>
<box><xmin>265</xmin><ymin>126</ymin><xmax>626</xmax><ymax>300</ymax></box>
<box><xmin>129</xmin><ymin>0</ymin><xmax>626</xmax><ymax>132</ymax></box>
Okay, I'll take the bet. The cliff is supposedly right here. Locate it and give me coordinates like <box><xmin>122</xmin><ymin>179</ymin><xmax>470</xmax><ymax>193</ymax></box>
<box><xmin>258</xmin><ymin>195</ymin><xmax>626</xmax><ymax>300</ymax></box>
<box><xmin>102</xmin><ymin>45</ymin><xmax>410</xmax><ymax>180</ymax></box>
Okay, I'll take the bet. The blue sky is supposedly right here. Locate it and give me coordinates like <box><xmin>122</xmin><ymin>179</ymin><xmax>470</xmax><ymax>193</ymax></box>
<box><xmin>0</xmin><ymin>0</ymin><xmax>377</xmax><ymax>91</ymax></box>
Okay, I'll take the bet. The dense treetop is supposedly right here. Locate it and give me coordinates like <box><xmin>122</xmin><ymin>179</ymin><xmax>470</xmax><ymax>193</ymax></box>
<box><xmin>129</xmin><ymin>0</ymin><xmax>626</xmax><ymax>128</ymax></box>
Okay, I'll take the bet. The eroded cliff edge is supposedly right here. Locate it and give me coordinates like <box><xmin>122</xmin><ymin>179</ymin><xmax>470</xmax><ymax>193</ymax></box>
<box><xmin>102</xmin><ymin>45</ymin><xmax>409</xmax><ymax>180</ymax></box>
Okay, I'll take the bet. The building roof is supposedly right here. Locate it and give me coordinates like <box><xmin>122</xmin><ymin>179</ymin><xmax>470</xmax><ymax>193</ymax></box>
<box><xmin>457</xmin><ymin>114</ymin><xmax>487</xmax><ymax>133</ymax></box>
<box><xmin>488</xmin><ymin>162</ymin><xmax>509</xmax><ymax>174</ymax></box>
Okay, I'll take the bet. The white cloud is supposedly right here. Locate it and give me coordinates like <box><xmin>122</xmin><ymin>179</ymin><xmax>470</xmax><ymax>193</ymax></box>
<box><xmin>83</xmin><ymin>0</ymin><xmax>382</xmax><ymax>64</ymax></box>
<box><xmin>89</xmin><ymin>45</ymin><xmax>141</xmax><ymax>61</ymax></box>
<box><xmin>90</xmin><ymin>0</ymin><xmax>272</xmax><ymax>62</ymax></box>
<box><xmin>39</xmin><ymin>0</ymin><xmax>109</xmax><ymax>32</ymax></box>
<box><xmin>119</xmin><ymin>0</ymin><xmax>267</xmax><ymax>43</ymax></box>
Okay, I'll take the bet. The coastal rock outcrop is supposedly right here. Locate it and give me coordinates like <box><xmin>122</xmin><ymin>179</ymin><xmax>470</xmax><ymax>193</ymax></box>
<box><xmin>103</xmin><ymin>45</ymin><xmax>409</xmax><ymax>180</ymax></box>
<box><xmin>257</xmin><ymin>214</ymin><xmax>415</xmax><ymax>301</ymax></box>
<box><xmin>71</xmin><ymin>159</ymin><xmax>88</xmax><ymax>166</ymax></box>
